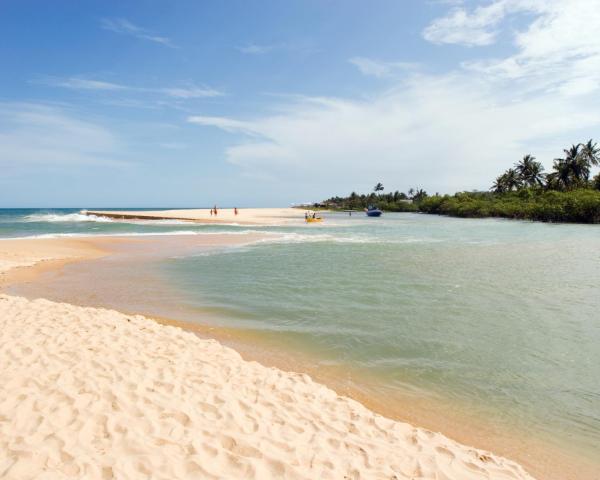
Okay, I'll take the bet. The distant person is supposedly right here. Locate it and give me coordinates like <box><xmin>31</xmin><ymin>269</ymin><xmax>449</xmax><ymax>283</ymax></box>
<box><xmin>214</xmin><ymin>205</ymin><xmax>218</xmax><ymax>215</ymax></box>
<box><xmin>210</xmin><ymin>208</ymin><xmax>213</xmax><ymax>216</ymax></box>
<box><xmin>304</xmin><ymin>212</ymin><xmax>308</xmax><ymax>220</ymax></box>
<box><xmin>234</xmin><ymin>207</ymin><xmax>238</xmax><ymax>215</ymax></box>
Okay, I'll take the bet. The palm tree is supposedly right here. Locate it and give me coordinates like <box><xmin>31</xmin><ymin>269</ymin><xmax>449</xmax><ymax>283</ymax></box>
<box><xmin>515</xmin><ymin>154</ymin><xmax>545</xmax><ymax>187</ymax></box>
<box><xmin>412</xmin><ymin>188</ymin><xmax>428</xmax><ymax>202</ymax></box>
<box><xmin>492</xmin><ymin>173</ymin><xmax>508</xmax><ymax>193</ymax></box>
<box><xmin>581</xmin><ymin>139</ymin><xmax>600</xmax><ymax>167</ymax></box>
<box><xmin>547</xmin><ymin>158</ymin><xmax>572</xmax><ymax>190</ymax></box>
<box><xmin>373</xmin><ymin>182</ymin><xmax>384</xmax><ymax>193</ymax></box>
<box><xmin>552</xmin><ymin>144</ymin><xmax>589</xmax><ymax>188</ymax></box>
<box><xmin>503</xmin><ymin>168</ymin><xmax>521</xmax><ymax>191</ymax></box>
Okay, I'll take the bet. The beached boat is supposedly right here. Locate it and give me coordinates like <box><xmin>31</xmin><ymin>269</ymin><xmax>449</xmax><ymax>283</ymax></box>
<box><xmin>365</xmin><ymin>206</ymin><xmax>382</xmax><ymax>217</ymax></box>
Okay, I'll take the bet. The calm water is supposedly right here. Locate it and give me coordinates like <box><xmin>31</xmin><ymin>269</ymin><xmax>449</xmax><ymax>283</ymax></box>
<box><xmin>2</xmin><ymin>208</ymin><xmax>599</xmax><ymax>462</ymax></box>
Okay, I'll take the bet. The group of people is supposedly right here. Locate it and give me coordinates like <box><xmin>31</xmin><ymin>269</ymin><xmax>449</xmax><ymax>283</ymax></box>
<box><xmin>209</xmin><ymin>206</ymin><xmax>238</xmax><ymax>216</ymax></box>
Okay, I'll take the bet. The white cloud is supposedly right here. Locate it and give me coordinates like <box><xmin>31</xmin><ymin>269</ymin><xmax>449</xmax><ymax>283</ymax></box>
<box><xmin>187</xmin><ymin>73</ymin><xmax>600</xmax><ymax>192</ymax></box>
<box><xmin>459</xmin><ymin>1</ymin><xmax>600</xmax><ymax>95</ymax></box>
<box><xmin>0</xmin><ymin>103</ymin><xmax>126</xmax><ymax>170</ymax></box>
<box><xmin>161</xmin><ymin>86</ymin><xmax>223</xmax><ymax>99</ymax></box>
<box><xmin>101</xmin><ymin>18</ymin><xmax>177</xmax><ymax>48</ymax></box>
<box><xmin>188</xmin><ymin>116</ymin><xmax>259</xmax><ymax>135</ymax></box>
<box><xmin>237</xmin><ymin>44</ymin><xmax>275</xmax><ymax>55</ymax></box>
<box><xmin>34</xmin><ymin>76</ymin><xmax>223</xmax><ymax>99</ymax></box>
<box><xmin>349</xmin><ymin>57</ymin><xmax>418</xmax><ymax>78</ymax></box>
<box><xmin>423</xmin><ymin>1</ymin><xmax>508</xmax><ymax>46</ymax></box>
<box><xmin>188</xmin><ymin>1</ymin><xmax>600</xmax><ymax>192</ymax></box>
<box><xmin>35</xmin><ymin>77</ymin><xmax>127</xmax><ymax>91</ymax></box>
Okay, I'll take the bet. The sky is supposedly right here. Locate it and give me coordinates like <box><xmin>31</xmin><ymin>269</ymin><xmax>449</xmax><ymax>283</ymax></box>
<box><xmin>1</xmin><ymin>0</ymin><xmax>600</xmax><ymax>207</ymax></box>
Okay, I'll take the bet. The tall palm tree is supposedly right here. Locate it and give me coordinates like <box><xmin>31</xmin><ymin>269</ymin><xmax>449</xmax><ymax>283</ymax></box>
<box><xmin>581</xmin><ymin>139</ymin><xmax>600</xmax><ymax>167</ymax></box>
<box><xmin>412</xmin><ymin>188</ymin><xmax>428</xmax><ymax>202</ymax></box>
<box><xmin>503</xmin><ymin>168</ymin><xmax>521</xmax><ymax>191</ymax></box>
<box><xmin>548</xmin><ymin>144</ymin><xmax>587</xmax><ymax>189</ymax></box>
<box><xmin>492</xmin><ymin>173</ymin><xmax>508</xmax><ymax>193</ymax></box>
<box><xmin>515</xmin><ymin>154</ymin><xmax>545</xmax><ymax>187</ymax></box>
<box><xmin>373</xmin><ymin>182</ymin><xmax>384</xmax><ymax>193</ymax></box>
<box><xmin>547</xmin><ymin>158</ymin><xmax>572</xmax><ymax>190</ymax></box>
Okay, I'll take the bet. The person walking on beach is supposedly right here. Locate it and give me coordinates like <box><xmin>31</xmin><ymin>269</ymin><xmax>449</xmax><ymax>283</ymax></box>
<box><xmin>213</xmin><ymin>205</ymin><xmax>218</xmax><ymax>216</ymax></box>
<box><xmin>234</xmin><ymin>207</ymin><xmax>238</xmax><ymax>215</ymax></box>
<box><xmin>210</xmin><ymin>208</ymin><xmax>213</xmax><ymax>216</ymax></box>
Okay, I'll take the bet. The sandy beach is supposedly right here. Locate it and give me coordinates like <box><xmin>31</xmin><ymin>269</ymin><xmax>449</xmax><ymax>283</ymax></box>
<box><xmin>0</xmin><ymin>292</ymin><xmax>534</xmax><ymax>479</ymax></box>
<box><xmin>0</xmin><ymin>238</ymin><xmax>537</xmax><ymax>479</ymax></box>
<box><xmin>85</xmin><ymin>207</ymin><xmax>305</xmax><ymax>225</ymax></box>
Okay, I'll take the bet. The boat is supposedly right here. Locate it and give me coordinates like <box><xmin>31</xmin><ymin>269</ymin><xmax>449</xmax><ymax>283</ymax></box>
<box><xmin>304</xmin><ymin>211</ymin><xmax>323</xmax><ymax>223</ymax></box>
<box><xmin>365</xmin><ymin>206</ymin><xmax>382</xmax><ymax>217</ymax></box>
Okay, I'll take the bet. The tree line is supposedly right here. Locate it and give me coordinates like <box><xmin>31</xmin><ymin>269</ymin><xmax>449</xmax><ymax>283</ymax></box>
<box><xmin>493</xmin><ymin>140</ymin><xmax>600</xmax><ymax>192</ymax></box>
<box><xmin>318</xmin><ymin>139</ymin><xmax>600</xmax><ymax>223</ymax></box>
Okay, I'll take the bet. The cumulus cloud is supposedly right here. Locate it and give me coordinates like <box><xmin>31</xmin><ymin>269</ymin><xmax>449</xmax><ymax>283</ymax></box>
<box><xmin>423</xmin><ymin>2</ymin><xmax>506</xmax><ymax>46</ymax></box>
<box><xmin>462</xmin><ymin>0</ymin><xmax>600</xmax><ymax>95</ymax></box>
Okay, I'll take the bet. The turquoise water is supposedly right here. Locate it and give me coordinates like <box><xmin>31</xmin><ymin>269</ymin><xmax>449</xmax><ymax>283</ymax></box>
<box><xmin>156</xmin><ymin>213</ymin><xmax>600</xmax><ymax>460</ymax></box>
<box><xmin>2</xmin><ymin>209</ymin><xmax>599</xmax><ymax>462</ymax></box>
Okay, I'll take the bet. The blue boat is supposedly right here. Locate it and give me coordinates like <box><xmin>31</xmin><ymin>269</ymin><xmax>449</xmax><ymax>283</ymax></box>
<box><xmin>365</xmin><ymin>206</ymin><xmax>382</xmax><ymax>217</ymax></box>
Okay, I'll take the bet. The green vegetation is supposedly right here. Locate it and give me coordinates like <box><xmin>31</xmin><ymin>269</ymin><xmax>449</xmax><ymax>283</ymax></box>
<box><xmin>318</xmin><ymin>140</ymin><xmax>600</xmax><ymax>223</ymax></box>
<box><xmin>418</xmin><ymin>189</ymin><xmax>600</xmax><ymax>223</ymax></box>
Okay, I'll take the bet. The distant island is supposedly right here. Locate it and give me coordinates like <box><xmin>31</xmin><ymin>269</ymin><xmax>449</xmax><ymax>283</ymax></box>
<box><xmin>317</xmin><ymin>140</ymin><xmax>600</xmax><ymax>224</ymax></box>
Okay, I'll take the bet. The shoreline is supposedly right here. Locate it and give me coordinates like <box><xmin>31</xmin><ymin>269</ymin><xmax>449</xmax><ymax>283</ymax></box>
<box><xmin>0</xmin><ymin>234</ymin><xmax>597</xmax><ymax>479</ymax></box>
<box><xmin>0</xmin><ymin>293</ymin><xmax>535</xmax><ymax>479</ymax></box>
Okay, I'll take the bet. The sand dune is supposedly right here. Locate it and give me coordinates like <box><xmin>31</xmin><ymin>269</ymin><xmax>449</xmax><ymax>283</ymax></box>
<box><xmin>0</xmin><ymin>294</ymin><xmax>534</xmax><ymax>479</ymax></box>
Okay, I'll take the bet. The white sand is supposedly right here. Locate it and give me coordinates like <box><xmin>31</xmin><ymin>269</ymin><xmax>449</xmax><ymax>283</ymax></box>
<box><xmin>85</xmin><ymin>207</ymin><xmax>305</xmax><ymax>225</ymax></box>
<box><xmin>0</xmin><ymin>292</ymin><xmax>535</xmax><ymax>480</ymax></box>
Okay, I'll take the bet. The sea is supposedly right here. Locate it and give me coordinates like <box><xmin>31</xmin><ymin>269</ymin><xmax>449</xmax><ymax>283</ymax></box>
<box><xmin>1</xmin><ymin>208</ymin><xmax>599</xmax><ymax>472</ymax></box>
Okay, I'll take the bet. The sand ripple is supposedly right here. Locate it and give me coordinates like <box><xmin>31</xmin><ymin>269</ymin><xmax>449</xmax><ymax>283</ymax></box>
<box><xmin>0</xmin><ymin>295</ymin><xmax>535</xmax><ymax>479</ymax></box>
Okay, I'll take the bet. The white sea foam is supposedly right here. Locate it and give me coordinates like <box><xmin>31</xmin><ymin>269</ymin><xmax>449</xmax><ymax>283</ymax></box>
<box><xmin>23</xmin><ymin>213</ymin><xmax>116</xmax><ymax>223</ymax></box>
<box><xmin>21</xmin><ymin>212</ymin><xmax>200</xmax><ymax>226</ymax></box>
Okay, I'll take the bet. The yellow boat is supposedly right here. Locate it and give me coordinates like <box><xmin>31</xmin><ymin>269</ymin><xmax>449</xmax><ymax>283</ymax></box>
<box><xmin>305</xmin><ymin>216</ymin><xmax>323</xmax><ymax>223</ymax></box>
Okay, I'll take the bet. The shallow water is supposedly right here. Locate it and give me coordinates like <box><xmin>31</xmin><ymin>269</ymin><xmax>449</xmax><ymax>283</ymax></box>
<box><xmin>2</xmin><ymin>208</ymin><xmax>600</xmax><ymax>470</ymax></box>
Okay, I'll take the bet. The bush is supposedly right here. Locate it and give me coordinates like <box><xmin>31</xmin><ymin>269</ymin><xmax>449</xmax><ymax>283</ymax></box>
<box><xmin>416</xmin><ymin>189</ymin><xmax>600</xmax><ymax>223</ymax></box>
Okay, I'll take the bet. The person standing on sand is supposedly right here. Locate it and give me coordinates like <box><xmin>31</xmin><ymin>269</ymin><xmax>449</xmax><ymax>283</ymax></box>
<box><xmin>234</xmin><ymin>208</ymin><xmax>238</xmax><ymax>215</ymax></box>
<box><xmin>214</xmin><ymin>205</ymin><xmax>218</xmax><ymax>216</ymax></box>
<box><xmin>210</xmin><ymin>208</ymin><xmax>213</xmax><ymax>216</ymax></box>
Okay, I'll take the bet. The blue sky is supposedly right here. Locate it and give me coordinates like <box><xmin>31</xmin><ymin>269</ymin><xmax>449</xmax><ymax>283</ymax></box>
<box><xmin>1</xmin><ymin>0</ymin><xmax>600</xmax><ymax>207</ymax></box>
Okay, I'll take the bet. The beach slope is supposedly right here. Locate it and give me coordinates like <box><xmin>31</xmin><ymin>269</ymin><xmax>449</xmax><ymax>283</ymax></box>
<box><xmin>0</xmin><ymin>294</ymin><xmax>534</xmax><ymax>479</ymax></box>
